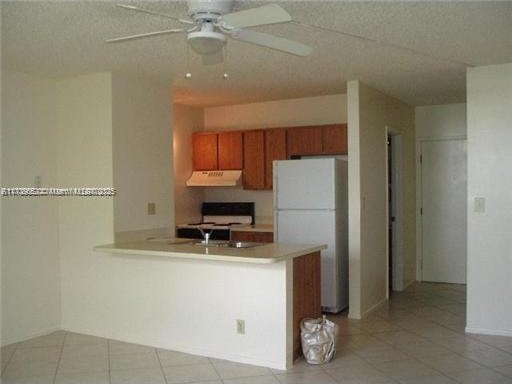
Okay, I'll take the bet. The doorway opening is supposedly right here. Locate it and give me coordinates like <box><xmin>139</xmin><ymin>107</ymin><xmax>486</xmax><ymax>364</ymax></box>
<box><xmin>386</xmin><ymin>129</ymin><xmax>404</xmax><ymax>293</ymax></box>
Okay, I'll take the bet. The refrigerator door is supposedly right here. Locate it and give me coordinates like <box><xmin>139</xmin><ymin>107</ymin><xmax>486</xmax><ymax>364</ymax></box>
<box><xmin>276</xmin><ymin>210</ymin><xmax>341</xmax><ymax>312</ymax></box>
<box><xmin>274</xmin><ymin>159</ymin><xmax>336</xmax><ymax>210</ymax></box>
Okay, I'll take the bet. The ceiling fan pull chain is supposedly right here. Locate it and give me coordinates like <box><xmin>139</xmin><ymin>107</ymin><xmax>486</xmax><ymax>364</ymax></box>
<box><xmin>223</xmin><ymin>45</ymin><xmax>229</xmax><ymax>79</ymax></box>
<box><xmin>185</xmin><ymin>36</ymin><xmax>192</xmax><ymax>79</ymax></box>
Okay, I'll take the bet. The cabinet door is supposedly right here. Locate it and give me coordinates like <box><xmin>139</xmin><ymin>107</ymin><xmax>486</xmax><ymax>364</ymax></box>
<box><xmin>192</xmin><ymin>132</ymin><xmax>218</xmax><ymax>170</ymax></box>
<box><xmin>231</xmin><ymin>231</ymin><xmax>274</xmax><ymax>243</ymax></box>
<box><xmin>322</xmin><ymin>124</ymin><xmax>347</xmax><ymax>155</ymax></box>
<box><xmin>264</xmin><ymin>128</ymin><xmax>287</xmax><ymax>189</ymax></box>
<box><xmin>218</xmin><ymin>131</ymin><xmax>243</xmax><ymax>170</ymax></box>
<box><xmin>243</xmin><ymin>130</ymin><xmax>266</xmax><ymax>189</ymax></box>
<box><xmin>293</xmin><ymin>252</ymin><xmax>321</xmax><ymax>359</ymax></box>
<box><xmin>287</xmin><ymin>126</ymin><xmax>322</xmax><ymax>156</ymax></box>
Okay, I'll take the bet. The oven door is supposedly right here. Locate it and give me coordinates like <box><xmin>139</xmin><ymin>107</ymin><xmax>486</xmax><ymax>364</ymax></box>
<box><xmin>176</xmin><ymin>227</ymin><xmax>230</xmax><ymax>240</ymax></box>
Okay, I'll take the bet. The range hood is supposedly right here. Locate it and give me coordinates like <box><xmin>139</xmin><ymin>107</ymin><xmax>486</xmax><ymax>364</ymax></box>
<box><xmin>186</xmin><ymin>170</ymin><xmax>242</xmax><ymax>187</ymax></box>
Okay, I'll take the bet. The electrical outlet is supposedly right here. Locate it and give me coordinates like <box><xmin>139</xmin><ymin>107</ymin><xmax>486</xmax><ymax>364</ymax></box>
<box><xmin>147</xmin><ymin>202</ymin><xmax>156</xmax><ymax>215</ymax></box>
<box><xmin>236</xmin><ymin>319</ymin><xmax>245</xmax><ymax>335</ymax></box>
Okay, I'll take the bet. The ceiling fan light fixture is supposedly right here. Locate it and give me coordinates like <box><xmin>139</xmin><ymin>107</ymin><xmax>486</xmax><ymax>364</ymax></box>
<box><xmin>187</xmin><ymin>31</ymin><xmax>226</xmax><ymax>55</ymax></box>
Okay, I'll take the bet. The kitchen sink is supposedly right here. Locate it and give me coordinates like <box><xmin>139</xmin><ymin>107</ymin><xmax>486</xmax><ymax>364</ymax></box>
<box><xmin>190</xmin><ymin>240</ymin><xmax>264</xmax><ymax>249</ymax></box>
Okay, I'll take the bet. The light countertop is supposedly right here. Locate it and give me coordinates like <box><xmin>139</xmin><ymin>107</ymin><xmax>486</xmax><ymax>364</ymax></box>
<box><xmin>94</xmin><ymin>238</ymin><xmax>325</xmax><ymax>264</ymax></box>
<box><xmin>230</xmin><ymin>224</ymin><xmax>274</xmax><ymax>233</ymax></box>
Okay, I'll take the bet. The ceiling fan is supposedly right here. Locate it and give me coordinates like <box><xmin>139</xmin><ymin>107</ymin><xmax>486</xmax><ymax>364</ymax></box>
<box><xmin>106</xmin><ymin>0</ymin><xmax>313</xmax><ymax>65</ymax></box>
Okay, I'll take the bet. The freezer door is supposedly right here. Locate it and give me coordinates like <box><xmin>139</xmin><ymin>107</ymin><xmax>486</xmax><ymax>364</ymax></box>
<box><xmin>276</xmin><ymin>210</ymin><xmax>341</xmax><ymax>311</ymax></box>
<box><xmin>274</xmin><ymin>159</ymin><xmax>336</xmax><ymax>210</ymax></box>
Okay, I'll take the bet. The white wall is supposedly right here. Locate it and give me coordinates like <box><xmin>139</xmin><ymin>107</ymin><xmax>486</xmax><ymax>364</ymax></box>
<box><xmin>57</xmin><ymin>73</ymin><xmax>116</xmax><ymax>334</ymax></box>
<box><xmin>1</xmin><ymin>71</ymin><xmax>61</xmax><ymax>345</ymax></box>
<box><xmin>416</xmin><ymin>104</ymin><xmax>466</xmax><ymax>140</ymax></box>
<box><xmin>347</xmin><ymin>81</ymin><xmax>415</xmax><ymax>319</ymax></box>
<box><xmin>204</xmin><ymin>94</ymin><xmax>348</xmax><ymax>131</ymax></box>
<box><xmin>173</xmin><ymin>104</ymin><xmax>204</xmax><ymax>225</ymax></box>
<box><xmin>112</xmin><ymin>74</ymin><xmax>174</xmax><ymax>234</ymax></box>
<box><xmin>54</xmin><ymin>74</ymin><xmax>289</xmax><ymax>367</ymax></box>
<box><xmin>466</xmin><ymin>63</ymin><xmax>512</xmax><ymax>336</ymax></box>
<box><xmin>203</xmin><ymin>94</ymin><xmax>347</xmax><ymax>221</ymax></box>
<box><xmin>100</xmin><ymin>254</ymin><xmax>291</xmax><ymax>369</ymax></box>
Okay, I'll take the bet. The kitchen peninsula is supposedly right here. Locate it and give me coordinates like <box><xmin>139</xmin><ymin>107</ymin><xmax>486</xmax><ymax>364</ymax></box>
<box><xmin>94</xmin><ymin>238</ymin><xmax>325</xmax><ymax>370</ymax></box>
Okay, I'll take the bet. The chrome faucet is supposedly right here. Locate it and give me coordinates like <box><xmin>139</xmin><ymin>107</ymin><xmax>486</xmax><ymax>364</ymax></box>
<box><xmin>198</xmin><ymin>227</ymin><xmax>214</xmax><ymax>245</ymax></box>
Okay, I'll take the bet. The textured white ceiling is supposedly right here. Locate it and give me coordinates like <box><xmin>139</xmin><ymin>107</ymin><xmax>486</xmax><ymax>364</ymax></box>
<box><xmin>2</xmin><ymin>1</ymin><xmax>511</xmax><ymax>107</ymax></box>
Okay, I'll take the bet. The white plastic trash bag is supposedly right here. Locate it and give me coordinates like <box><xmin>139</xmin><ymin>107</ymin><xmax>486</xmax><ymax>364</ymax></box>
<box><xmin>300</xmin><ymin>315</ymin><xmax>338</xmax><ymax>364</ymax></box>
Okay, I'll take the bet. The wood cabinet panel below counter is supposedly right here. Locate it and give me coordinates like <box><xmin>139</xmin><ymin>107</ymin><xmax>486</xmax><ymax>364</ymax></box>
<box><xmin>231</xmin><ymin>230</ymin><xmax>274</xmax><ymax>243</ymax></box>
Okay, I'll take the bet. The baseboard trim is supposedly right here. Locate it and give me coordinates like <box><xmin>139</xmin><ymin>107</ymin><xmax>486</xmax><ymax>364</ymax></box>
<box><xmin>465</xmin><ymin>327</ymin><xmax>512</xmax><ymax>337</ymax></box>
<box><xmin>60</xmin><ymin>328</ymin><xmax>287</xmax><ymax>370</ymax></box>
<box><xmin>1</xmin><ymin>326</ymin><xmax>61</xmax><ymax>347</ymax></box>
<box><xmin>361</xmin><ymin>297</ymin><xmax>388</xmax><ymax>319</ymax></box>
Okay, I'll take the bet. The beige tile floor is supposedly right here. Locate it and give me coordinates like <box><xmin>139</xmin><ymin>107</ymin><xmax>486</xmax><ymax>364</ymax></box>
<box><xmin>2</xmin><ymin>282</ymin><xmax>512</xmax><ymax>384</ymax></box>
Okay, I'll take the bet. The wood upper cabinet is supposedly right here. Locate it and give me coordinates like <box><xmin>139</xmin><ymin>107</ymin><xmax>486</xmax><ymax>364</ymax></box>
<box><xmin>243</xmin><ymin>128</ymin><xmax>287</xmax><ymax>190</ymax></box>
<box><xmin>218</xmin><ymin>131</ymin><xmax>243</xmax><ymax>170</ymax></box>
<box><xmin>265</xmin><ymin>128</ymin><xmax>287</xmax><ymax>189</ymax></box>
<box><xmin>322</xmin><ymin>124</ymin><xmax>347</xmax><ymax>155</ymax></box>
<box><xmin>193</xmin><ymin>124</ymin><xmax>345</xmax><ymax>177</ymax></box>
<box><xmin>192</xmin><ymin>132</ymin><xmax>218</xmax><ymax>170</ymax></box>
<box><xmin>286</xmin><ymin>126</ymin><xmax>323</xmax><ymax>156</ymax></box>
<box><xmin>287</xmin><ymin>124</ymin><xmax>347</xmax><ymax>157</ymax></box>
<box><xmin>243</xmin><ymin>130</ymin><xmax>266</xmax><ymax>189</ymax></box>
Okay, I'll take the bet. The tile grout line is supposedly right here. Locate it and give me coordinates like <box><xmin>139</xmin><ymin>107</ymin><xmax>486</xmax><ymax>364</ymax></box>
<box><xmin>154</xmin><ymin>348</ymin><xmax>169</xmax><ymax>384</ymax></box>
<box><xmin>7</xmin><ymin>284</ymin><xmax>510</xmax><ymax>384</ymax></box>
<box><xmin>52</xmin><ymin>331</ymin><xmax>67</xmax><ymax>384</ymax></box>
<box><xmin>207</xmin><ymin>357</ymin><xmax>226</xmax><ymax>384</ymax></box>
<box><xmin>337</xmin><ymin>288</ymin><xmax>475</xmax><ymax>383</ymax></box>
<box><xmin>107</xmin><ymin>339</ymin><xmax>112</xmax><ymax>384</ymax></box>
<box><xmin>1</xmin><ymin>341</ymin><xmax>19</xmax><ymax>376</ymax></box>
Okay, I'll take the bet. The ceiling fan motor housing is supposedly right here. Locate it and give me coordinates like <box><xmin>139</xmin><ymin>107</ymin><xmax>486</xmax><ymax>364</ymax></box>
<box><xmin>188</xmin><ymin>21</ymin><xmax>227</xmax><ymax>55</ymax></box>
<box><xmin>187</xmin><ymin>0</ymin><xmax>235</xmax><ymax>19</ymax></box>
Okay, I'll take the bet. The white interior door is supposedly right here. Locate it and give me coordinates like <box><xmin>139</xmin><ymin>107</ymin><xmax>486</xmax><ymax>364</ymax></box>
<box><xmin>421</xmin><ymin>139</ymin><xmax>467</xmax><ymax>284</ymax></box>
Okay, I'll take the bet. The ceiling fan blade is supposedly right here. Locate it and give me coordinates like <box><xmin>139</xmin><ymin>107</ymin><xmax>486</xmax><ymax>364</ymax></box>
<box><xmin>221</xmin><ymin>4</ymin><xmax>291</xmax><ymax>29</ymax></box>
<box><xmin>231</xmin><ymin>29</ymin><xmax>312</xmax><ymax>57</ymax></box>
<box><xmin>106</xmin><ymin>29</ymin><xmax>186</xmax><ymax>43</ymax></box>
<box><xmin>117</xmin><ymin>4</ymin><xmax>194</xmax><ymax>25</ymax></box>
<box><xmin>202</xmin><ymin>50</ymin><xmax>224</xmax><ymax>66</ymax></box>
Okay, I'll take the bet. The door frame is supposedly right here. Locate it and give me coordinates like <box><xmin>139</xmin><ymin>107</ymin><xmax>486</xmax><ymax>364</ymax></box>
<box><xmin>416</xmin><ymin>137</ymin><xmax>467</xmax><ymax>281</ymax></box>
<box><xmin>386</xmin><ymin>127</ymin><xmax>404</xmax><ymax>292</ymax></box>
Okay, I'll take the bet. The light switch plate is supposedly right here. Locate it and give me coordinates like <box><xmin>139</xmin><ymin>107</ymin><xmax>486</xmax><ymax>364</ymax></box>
<box><xmin>147</xmin><ymin>202</ymin><xmax>156</xmax><ymax>215</ymax></box>
<box><xmin>236</xmin><ymin>319</ymin><xmax>245</xmax><ymax>335</ymax></box>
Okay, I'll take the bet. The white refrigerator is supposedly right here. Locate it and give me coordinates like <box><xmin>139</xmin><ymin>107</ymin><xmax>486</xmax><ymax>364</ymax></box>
<box><xmin>274</xmin><ymin>158</ymin><xmax>348</xmax><ymax>313</ymax></box>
